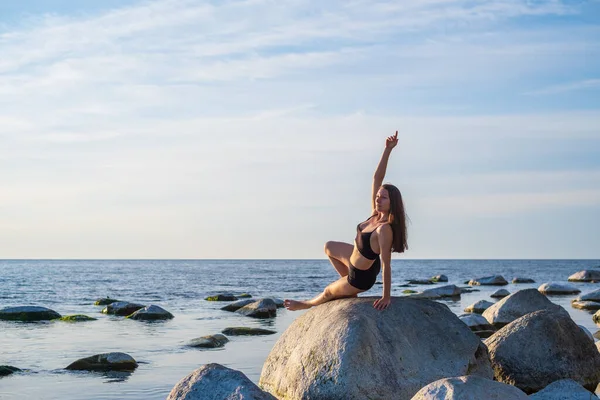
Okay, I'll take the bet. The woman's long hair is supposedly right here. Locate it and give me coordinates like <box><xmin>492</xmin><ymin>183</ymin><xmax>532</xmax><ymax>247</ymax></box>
<box><xmin>382</xmin><ymin>183</ymin><xmax>408</xmax><ymax>253</ymax></box>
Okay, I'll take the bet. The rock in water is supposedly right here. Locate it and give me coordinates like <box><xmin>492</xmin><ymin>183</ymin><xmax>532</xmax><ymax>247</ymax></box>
<box><xmin>188</xmin><ymin>334</ymin><xmax>229</xmax><ymax>349</ymax></box>
<box><xmin>464</xmin><ymin>300</ymin><xmax>494</xmax><ymax>314</ymax></box>
<box><xmin>576</xmin><ymin>288</ymin><xmax>600</xmax><ymax>302</ymax></box>
<box><xmin>0</xmin><ymin>306</ymin><xmax>61</xmax><ymax>322</ymax></box>
<box><xmin>409</xmin><ymin>285</ymin><xmax>461</xmax><ymax>299</ymax></box>
<box><xmin>59</xmin><ymin>315</ymin><xmax>97</xmax><ymax>322</ymax></box>
<box><xmin>101</xmin><ymin>301</ymin><xmax>145</xmax><ymax>316</ymax></box>
<box><xmin>235</xmin><ymin>299</ymin><xmax>277</xmax><ymax>318</ymax></box>
<box><xmin>431</xmin><ymin>274</ymin><xmax>448</xmax><ymax>282</ymax></box>
<box><xmin>0</xmin><ymin>366</ymin><xmax>21</xmax><ymax>377</ymax></box>
<box><xmin>66</xmin><ymin>352</ymin><xmax>138</xmax><ymax>372</ymax></box>
<box><xmin>512</xmin><ymin>277</ymin><xmax>535</xmax><ymax>284</ymax></box>
<box><xmin>411</xmin><ymin>375</ymin><xmax>528</xmax><ymax>400</ymax></box>
<box><xmin>529</xmin><ymin>379</ymin><xmax>599</xmax><ymax>399</ymax></box>
<box><xmin>482</xmin><ymin>289</ymin><xmax>569</xmax><ymax>329</ymax></box>
<box><xmin>491</xmin><ymin>289</ymin><xmax>510</xmax><ymax>298</ymax></box>
<box><xmin>167</xmin><ymin>363</ymin><xmax>276</xmax><ymax>400</ymax></box>
<box><xmin>568</xmin><ymin>270</ymin><xmax>600</xmax><ymax>282</ymax></box>
<box><xmin>538</xmin><ymin>282</ymin><xmax>581</xmax><ymax>295</ymax></box>
<box><xmin>220</xmin><ymin>299</ymin><xmax>255</xmax><ymax>312</ymax></box>
<box><xmin>259</xmin><ymin>297</ymin><xmax>492</xmax><ymax>400</ymax></box>
<box><xmin>468</xmin><ymin>275</ymin><xmax>508</xmax><ymax>286</ymax></box>
<box><xmin>94</xmin><ymin>297</ymin><xmax>119</xmax><ymax>306</ymax></box>
<box><xmin>485</xmin><ymin>310</ymin><xmax>600</xmax><ymax>394</ymax></box>
<box><xmin>127</xmin><ymin>305</ymin><xmax>174</xmax><ymax>321</ymax></box>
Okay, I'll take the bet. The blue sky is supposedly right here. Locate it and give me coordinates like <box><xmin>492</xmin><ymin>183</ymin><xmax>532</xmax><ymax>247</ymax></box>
<box><xmin>0</xmin><ymin>0</ymin><xmax>599</xmax><ymax>259</ymax></box>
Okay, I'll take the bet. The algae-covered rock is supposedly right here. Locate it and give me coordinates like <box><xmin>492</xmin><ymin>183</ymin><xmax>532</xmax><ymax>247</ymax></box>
<box><xmin>94</xmin><ymin>297</ymin><xmax>120</xmax><ymax>306</ymax></box>
<box><xmin>127</xmin><ymin>305</ymin><xmax>174</xmax><ymax>321</ymax></box>
<box><xmin>60</xmin><ymin>315</ymin><xmax>97</xmax><ymax>322</ymax></box>
<box><xmin>222</xmin><ymin>327</ymin><xmax>276</xmax><ymax>336</ymax></box>
<box><xmin>205</xmin><ymin>294</ymin><xmax>237</xmax><ymax>301</ymax></box>
<box><xmin>188</xmin><ymin>334</ymin><xmax>229</xmax><ymax>348</ymax></box>
<box><xmin>0</xmin><ymin>366</ymin><xmax>21</xmax><ymax>377</ymax></box>
<box><xmin>237</xmin><ymin>293</ymin><xmax>252</xmax><ymax>299</ymax></box>
<box><xmin>66</xmin><ymin>352</ymin><xmax>138</xmax><ymax>372</ymax></box>
<box><xmin>403</xmin><ymin>290</ymin><xmax>418</xmax><ymax>294</ymax></box>
<box><xmin>0</xmin><ymin>306</ymin><xmax>61</xmax><ymax>322</ymax></box>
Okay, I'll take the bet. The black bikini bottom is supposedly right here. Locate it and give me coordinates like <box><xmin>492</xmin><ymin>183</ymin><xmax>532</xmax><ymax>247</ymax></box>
<box><xmin>347</xmin><ymin>258</ymin><xmax>381</xmax><ymax>291</ymax></box>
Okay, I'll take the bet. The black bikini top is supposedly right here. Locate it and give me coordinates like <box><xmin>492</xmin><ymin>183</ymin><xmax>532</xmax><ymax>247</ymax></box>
<box><xmin>355</xmin><ymin>215</ymin><xmax>380</xmax><ymax>260</ymax></box>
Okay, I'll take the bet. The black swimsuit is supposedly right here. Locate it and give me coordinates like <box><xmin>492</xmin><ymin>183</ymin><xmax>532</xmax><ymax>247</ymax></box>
<box><xmin>347</xmin><ymin>215</ymin><xmax>382</xmax><ymax>291</ymax></box>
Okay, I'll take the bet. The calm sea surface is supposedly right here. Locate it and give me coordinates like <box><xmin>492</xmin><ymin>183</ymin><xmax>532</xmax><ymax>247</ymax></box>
<box><xmin>1</xmin><ymin>259</ymin><xmax>600</xmax><ymax>399</ymax></box>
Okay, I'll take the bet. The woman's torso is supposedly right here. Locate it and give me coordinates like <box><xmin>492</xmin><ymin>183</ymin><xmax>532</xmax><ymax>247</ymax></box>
<box><xmin>350</xmin><ymin>214</ymin><xmax>387</xmax><ymax>270</ymax></box>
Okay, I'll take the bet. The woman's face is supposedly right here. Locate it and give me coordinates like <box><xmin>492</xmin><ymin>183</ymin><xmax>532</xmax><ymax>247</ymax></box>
<box><xmin>375</xmin><ymin>188</ymin><xmax>390</xmax><ymax>213</ymax></box>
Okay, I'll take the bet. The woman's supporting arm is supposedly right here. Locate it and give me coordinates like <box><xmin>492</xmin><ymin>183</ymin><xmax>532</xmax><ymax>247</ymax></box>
<box><xmin>374</xmin><ymin>224</ymin><xmax>393</xmax><ymax>310</ymax></box>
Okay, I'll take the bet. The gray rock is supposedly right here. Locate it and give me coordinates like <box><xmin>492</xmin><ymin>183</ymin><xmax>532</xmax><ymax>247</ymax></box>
<box><xmin>237</xmin><ymin>293</ymin><xmax>252</xmax><ymax>299</ymax></box>
<box><xmin>592</xmin><ymin>310</ymin><xmax>600</xmax><ymax>324</ymax></box>
<box><xmin>484</xmin><ymin>310</ymin><xmax>600</xmax><ymax>394</ymax></box>
<box><xmin>459</xmin><ymin>314</ymin><xmax>495</xmax><ymax>332</ymax></box>
<box><xmin>267</xmin><ymin>298</ymin><xmax>285</xmax><ymax>308</ymax></box>
<box><xmin>538</xmin><ymin>282</ymin><xmax>581</xmax><ymax>295</ymax></box>
<box><xmin>529</xmin><ymin>379</ymin><xmax>599</xmax><ymax>400</ymax></box>
<box><xmin>66</xmin><ymin>352</ymin><xmax>138</xmax><ymax>372</ymax></box>
<box><xmin>568</xmin><ymin>270</ymin><xmax>600</xmax><ymax>282</ymax></box>
<box><xmin>101</xmin><ymin>301</ymin><xmax>145</xmax><ymax>316</ymax></box>
<box><xmin>0</xmin><ymin>366</ymin><xmax>21</xmax><ymax>377</ymax></box>
<box><xmin>571</xmin><ymin>300</ymin><xmax>600</xmax><ymax>311</ymax></box>
<box><xmin>409</xmin><ymin>285</ymin><xmax>462</xmax><ymax>299</ymax></box>
<box><xmin>576</xmin><ymin>288</ymin><xmax>600</xmax><ymax>302</ymax></box>
<box><xmin>460</xmin><ymin>287</ymin><xmax>480</xmax><ymax>294</ymax></box>
<box><xmin>482</xmin><ymin>289</ymin><xmax>569</xmax><ymax>329</ymax></box>
<box><xmin>410</xmin><ymin>375</ymin><xmax>528</xmax><ymax>399</ymax></box>
<box><xmin>167</xmin><ymin>363</ymin><xmax>276</xmax><ymax>400</ymax></box>
<box><xmin>188</xmin><ymin>334</ymin><xmax>229</xmax><ymax>349</ymax></box>
<box><xmin>222</xmin><ymin>327</ymin><xmax>276</xmax><ymax>336</ymax></box>
<box><xmin>464</xmin><ymin>300</ymin><xmax>494</xmax><ymax>314</ymax></box>
<box><xmin>512</xmin><ymin>277</ymin><xmax>535</xmax><ymax>284</ymax></box>
<box><xmin>235</xmin><ymin>299</ymin><xmax>277</xmax><ymax>318</ymax></box>
<box><xmin>128</xmin><ymin>305</ymin><xmax>174</xmax><ymax>321</ymax></box>
<box><xmin>0</xmin><ymin>306</ymin><xmax>61</xmax><ymax>322</ymax></box>
<box><xmin>259</xmin><ymin>297</ymin><xmax>492</xmax><ymax>400</ymax></box>
<box><xmin>491</xmin><ymin>289</ymin><xmax>510</xmax><ymax>298</ymax></box>
<box><xmin>220</xmin><ymin>299</ymin><xmax>255</xmax><ymax>312</ymax></box>
<box><xmin>59</xmin><ymin>314</ymin><xmax>97</xmax><ymax>322</ymax></box>
<box><xmin>431</xmin><ymin>275</ymin><xmax>448</xmax><ymax>282</ymax></box>
<box><xmin>469</xmin><ymin>275</ymin><xmax>508</xmax><ymax>286</ymax></box>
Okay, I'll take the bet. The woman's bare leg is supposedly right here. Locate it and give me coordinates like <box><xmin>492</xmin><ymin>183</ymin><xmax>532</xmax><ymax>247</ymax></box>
<box><xmin>324</xmin><ymin>241</ymin><xmax>353</xmax><ymax>277</ymax></box>
<box><xmin>284</xmin><ymin>277</ymin><xmax>362</xmax><ymax>311</ymax></box>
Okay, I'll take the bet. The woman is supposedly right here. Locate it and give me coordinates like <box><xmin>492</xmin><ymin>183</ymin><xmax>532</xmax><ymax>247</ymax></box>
<box><xmin>284</xmin><ymin>131</ymin><xmax>408</xmax><ymax>311</ymax></box>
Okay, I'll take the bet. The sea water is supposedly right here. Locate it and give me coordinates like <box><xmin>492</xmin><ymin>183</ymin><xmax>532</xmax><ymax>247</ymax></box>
<box><xmin>1</xmin><ymin>259</ymin><xmax>599</xmax><ymax>399</ymax></box>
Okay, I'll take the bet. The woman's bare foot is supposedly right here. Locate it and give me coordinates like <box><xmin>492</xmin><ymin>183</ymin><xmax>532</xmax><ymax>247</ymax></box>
<box><xmin>284</xmin><ymin>299</ymin><xmax>312</xmax><ymax>311</ymax></box>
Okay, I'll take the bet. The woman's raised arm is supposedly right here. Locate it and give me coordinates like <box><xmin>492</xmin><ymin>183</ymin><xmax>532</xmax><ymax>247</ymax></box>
<box><xmin>371</xmin><ymin>131</ymin><xmax>398</xmax><ymax>212</ymax></box>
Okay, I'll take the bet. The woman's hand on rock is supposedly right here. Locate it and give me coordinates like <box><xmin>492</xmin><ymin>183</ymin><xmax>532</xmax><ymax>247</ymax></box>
<box><xmin>373</xmin><ymin>296</ymin><xmax>391</xmax><ymax>310</ymax></box>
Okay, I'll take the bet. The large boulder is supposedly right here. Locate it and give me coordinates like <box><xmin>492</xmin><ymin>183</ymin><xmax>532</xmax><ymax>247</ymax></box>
<box><xmin>538</xmin><ymin>283</ymin><xmax>581</xmax><ymax>295</ymax></box>
<box><xmin>410</xmin><ymin>285</ymin><xmax>461</xmax><ymax>299</ymax></box>
<box><xmin>484</xmin><ymin>310</ymin><xmax>600</xmax><ymax>394</ymax></box>
<box><xmin>529</xmin><ymin>379</ymin><xmax>599</xmax><ymax>399</ymax></box>
<box><xmin>235</xmin><ymin>299</ymin><xmax>277</xmax><ymax>318</ymax></box>
<box><xmin>482</xmin><ymin>289</ymin><xmax>569</xmax><ymax>328</ymax></box>
<box><xmin>259</xmin><ymin>297</ymin><xmax>492</xmax><ymax>400</ymax></box>
<box><xmin>101</xmin><ymin>301</ymin><xmax>145</xmax><ymax>316</ymax></box>
<box><xmin>410</xmin><ymin>375</ymin><xmax>528</xmax><ymax>400</ymax></box>
<box><xmin>127</xmin><ymin>305</ymin><xmax>174</xmax><ymax>321</ymax></box>
<box><xmin>0</xmin><ymin>306</ymin><xmax>61</xmax><ymax>322</ymax></box>
<box><xmin>167</xmin><ymin>363</ymin><xmax>276</xmax><ymax>400</ymax></box>
<box><xmin>568</xmin><ymin>270</ymin><xmax>600</xmax><ymax>282</ymax></box>
<box><xmin>66</xmin><ymin>352</ymin><xmax>138</xmax><ymax>372</ymax></box>
<box><xmin>468</xmin><ymin>275</ymin><xmax>508</xmax><ymax>286</ymax></box>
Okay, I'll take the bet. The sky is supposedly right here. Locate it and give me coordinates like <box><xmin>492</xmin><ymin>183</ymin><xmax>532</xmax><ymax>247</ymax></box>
<box><xmin>0</xmin><ymin>0</ymin><xmax>599</xmax><ymax>259</ymax></box>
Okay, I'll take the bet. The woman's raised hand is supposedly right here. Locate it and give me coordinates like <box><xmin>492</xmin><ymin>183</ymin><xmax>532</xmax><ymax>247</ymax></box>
<box><xmin>385</xmin><ymin>131</ymin><xmax>398</xmax><ymax>150</ymax></box>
